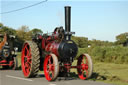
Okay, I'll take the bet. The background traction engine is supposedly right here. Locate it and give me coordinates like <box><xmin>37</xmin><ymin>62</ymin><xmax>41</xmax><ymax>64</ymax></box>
<box><xmin>21</xmin><ymin>6</ymin><xmax>93</xmax><ymax>81</ymax></box>
<box><xmin>0</xmin><ymin>33</ymin><xmax>18</xmax><ymax>70</ymax></box>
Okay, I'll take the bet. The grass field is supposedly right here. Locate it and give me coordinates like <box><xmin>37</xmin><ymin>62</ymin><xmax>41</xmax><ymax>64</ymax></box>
<box><xmin>93</xmin><ymin>62</ymin><xmax>128</xmax><ymax>85</ymax></box>
<box><xmin>2</xmin><ymin>52</ymin><xmax>128</xmax><ymax>85</ymax></box>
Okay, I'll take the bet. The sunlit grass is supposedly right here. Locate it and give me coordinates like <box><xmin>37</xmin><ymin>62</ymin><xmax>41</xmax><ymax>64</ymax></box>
<box><xmin>17</xmin><ymin>52</ymin><xmax>21</xmax><ymax>67</ymax></box>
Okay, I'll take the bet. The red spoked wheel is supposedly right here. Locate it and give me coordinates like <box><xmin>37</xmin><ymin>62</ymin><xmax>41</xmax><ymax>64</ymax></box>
<box><xmin>21</xmin><ymin>41</ymin><xmax>40</xmax><ymax>78</ymax></box>
<box><xmin>44</xmin><ymin>53</ymin><xmax>59</xmax><ymax>81</ymax></box>
<box><xmin>22</xmin><ymin>43</ymin><xmax>31</xmax><ymax>77</ymax></box>
<box><xmin>77</xmin><ymin>54</ymin><xmax>93</xmax><ymax>80</ymax></box>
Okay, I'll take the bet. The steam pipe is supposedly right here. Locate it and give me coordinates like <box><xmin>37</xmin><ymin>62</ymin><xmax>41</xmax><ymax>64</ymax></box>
<box><xmin>65</xmin><ymin>6</ymin><xmax>71</xmax><ymax>40</ymax></box>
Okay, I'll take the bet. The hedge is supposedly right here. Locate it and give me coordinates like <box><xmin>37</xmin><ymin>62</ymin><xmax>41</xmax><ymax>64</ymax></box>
<box><xmin>77</xmin><ymin>46</ymin><xmax>128</xmax><ymax>64</ymax></box>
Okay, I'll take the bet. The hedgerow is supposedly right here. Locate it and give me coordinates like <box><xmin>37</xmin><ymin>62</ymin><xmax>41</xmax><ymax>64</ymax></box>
<box><xmin>77</xmin><ymin>46</ymin><xmax>128</xmax><ymax>64</ymax></box>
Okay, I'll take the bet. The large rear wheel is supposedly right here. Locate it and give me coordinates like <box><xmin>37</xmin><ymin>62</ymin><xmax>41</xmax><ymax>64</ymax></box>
<box><xmin>21</xmin><ymin>41</ymin><xmax>40</xmax><ymax>78</ymax></box>
<box><xmin>44</xmin><ymin>53</ymin><xmax>59</xmax><ymax>81</ymax></box>
<box><xmin>77</xmin><ymin>54</ymin><xmax>93</xmax><ymax>80</ymax></box>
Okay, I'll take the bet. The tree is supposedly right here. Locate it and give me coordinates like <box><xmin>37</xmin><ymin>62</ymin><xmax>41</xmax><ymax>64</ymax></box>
<box><xmin>72</xmin><ymin>36</ymin><xmax>88</xmax><ymax>48</ymax></box>
<box><xmin>115</xmin><ymin>32</ymin><xmax>128</xmax><ymax>46</ymax></box>
<box><xmin>88</xmin><ymin>39</ymin><xmax>114</xmax><ymax>47</ymax></box>
<box><xmin>16</xmin><ymin>25</ymin><xmax>30</xmax><ymax>41</ymax></box>
<box><xmin>0</xmin><ymin>23</ymin><xmax>16</xmax><ymax>35</ymax></box>
<box><xmin>0</xmin><ymin>24</ymin><xmax>44</xmax><ymax>51</ymax></box>
<box><xmin>30</xmin><ymin>28</ymin><xmax>43</xmax><ymax>35</ymax></box>
<box><xmin>0</xmin><ymin>23</ymin><xmax>3</xmax><ymax>28</ymax></box>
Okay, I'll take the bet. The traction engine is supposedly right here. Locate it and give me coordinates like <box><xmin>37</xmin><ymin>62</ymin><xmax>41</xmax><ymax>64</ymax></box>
<box><xmin>21</xmin><ymin>6</ymin><xmax>93</xmax><ymax>81</ymax></box>
<box><xmin>0</xmin><ymin>33</ymin><xmax>18</xmax><ymax>70</ymax></box>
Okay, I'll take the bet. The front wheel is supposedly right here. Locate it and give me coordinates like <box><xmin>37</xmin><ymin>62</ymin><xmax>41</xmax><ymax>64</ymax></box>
<box><xmin>44</xmin><ymin>53</ymin><xmax>59</xmax><ymax>81</ymax></box>
<box><xmin>77</xmin><ymin>54</ymin><xmax>93</xmax><ymax>80</ymax></box>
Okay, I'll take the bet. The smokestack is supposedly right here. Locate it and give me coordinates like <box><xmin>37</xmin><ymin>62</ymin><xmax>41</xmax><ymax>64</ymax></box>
<box><xmin>65</xmin><ymin>6</ymin><xmax>71</xmax><ymax>40</ymax></box>
<box><xmin>65</xmin><ymin>6</ymin><xmax>71</xmax><ymax>33</ymax></box>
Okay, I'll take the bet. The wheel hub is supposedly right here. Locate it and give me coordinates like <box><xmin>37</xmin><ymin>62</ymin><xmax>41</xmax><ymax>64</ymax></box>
<box><xmin>24</xmin><ymin>56</ymin><xmax>27</xmax><ymax>62</ymax></box>
<box><xmin>49</xmin><ymin>64</ymin><xmax>54</xmax><ymax>71</ymax></box>
<box><xmin>82</xmin><ymin>64</ymin><xmax>88</xmax><ymax>70</ymax></box>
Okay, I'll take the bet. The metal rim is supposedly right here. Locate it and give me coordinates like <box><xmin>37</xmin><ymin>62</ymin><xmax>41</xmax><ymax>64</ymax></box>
<box><xmin>77</xmin><ymin>54</ymin><xmax>89</xmax><ymax>80</ymax></box>
<box><xmin>44</xmin><ymin>55</ymin><xmax>54</xmax><ymax>81</ymax></box>
<box><xmin>21</xmin><ymin>43</ymin><xmax>32</xmax><ymax>77</ymax></box>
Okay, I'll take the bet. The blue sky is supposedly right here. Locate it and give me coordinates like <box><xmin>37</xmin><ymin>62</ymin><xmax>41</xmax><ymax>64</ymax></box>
<box><xmin>0</xmin><ymin>0</ymin><xmax>128</xmax><ymax>42</ymax></box>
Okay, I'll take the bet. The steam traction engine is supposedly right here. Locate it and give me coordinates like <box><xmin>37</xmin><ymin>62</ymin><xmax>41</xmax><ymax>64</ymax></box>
<box><xmin>0</xmin><ymin>33</ymin><xmax>18</xmax><ymax>70</ymax></box>
<box><xmin>21</xmin><ymin>6</ymin><xmax>93</xmax><ymax>81</ymax></box>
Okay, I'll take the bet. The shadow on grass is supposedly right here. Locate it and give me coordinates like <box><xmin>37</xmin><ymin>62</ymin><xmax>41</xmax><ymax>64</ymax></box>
<box><xmin>17</xmin><ymin>65</ymin><xmax>21</xmax><ymax>70</ymax></box>
<box><xmin>55</xmin><ymin>72</ymin><xmax>108</xmax><ymax>81</ymax></box>
<box><xmin>55</xmin><ymin>72</ymin><xmax>119</xmax><ymax>81</ymax></box>
<box><xmin>90</xmin><ymin>72</ymin><xmax>121</xmax><ymax>82</ymax></box>
<box><xmin>90</xmin><ymin>72</ymin><xmax>107</xmax><ymax>81</ymax></box>
<box><xmin>66</xmin><ymin>72</ymin><xmax>107</xmax><ymax>81</ymax></box>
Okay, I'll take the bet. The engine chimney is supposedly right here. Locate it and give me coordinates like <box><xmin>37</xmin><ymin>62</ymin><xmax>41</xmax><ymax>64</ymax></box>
<box><xmin>65</xmin><ymin>6</ymin><xmax>71</xmax><ymax>40</ymax></box>
<box><xmin>65</xmin><ymin>6</ymin><xmax>71</xmax><ymax>33</ymax></box>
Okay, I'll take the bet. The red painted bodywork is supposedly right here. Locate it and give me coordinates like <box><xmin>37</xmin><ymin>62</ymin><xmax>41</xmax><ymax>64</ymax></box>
<box><xmin>45</xmin><ymin>41</ymin><xmax>60</xmax><ymax>56</ymax></box>
<box><xmin>0</xmin><ymin>60</ymin><xmax>14</xmax><ymax>66</ymax></box>
<box><xmin>41</xmin><ymin>34</ymin><xmax>60</xmax><ymax>57</ymax></box>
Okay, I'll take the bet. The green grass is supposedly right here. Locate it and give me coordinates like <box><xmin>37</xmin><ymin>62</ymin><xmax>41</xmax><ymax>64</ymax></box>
<box><xmin>17</xmin><ymin>52</ymin><xmax>21</xmax><ymax>67</ymax></box>
<box><xmin>104</xmin><ymin>81</ymin><xmax>128</xmax><ymax>85</ymax></box>
<box><xmin>93</xmin><ymin>62</ymin><xmax>128</xmax><ymax>85</ymax></box>
<box><xmin>94</xmin><ymin>62</ymin><xmax>128</xmax><ymax>80</ymax></box>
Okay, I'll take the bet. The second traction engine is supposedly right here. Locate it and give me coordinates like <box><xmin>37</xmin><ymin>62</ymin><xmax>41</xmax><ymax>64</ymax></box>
<box><xmin>21</xmin><ymin>6</ymin><xmax>93</xmax><ymax>81</ymax></box>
